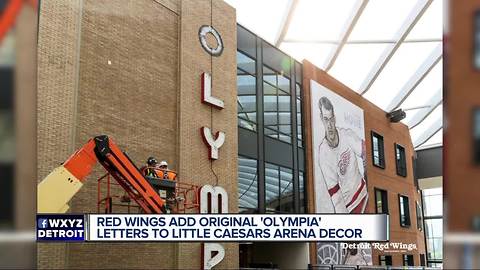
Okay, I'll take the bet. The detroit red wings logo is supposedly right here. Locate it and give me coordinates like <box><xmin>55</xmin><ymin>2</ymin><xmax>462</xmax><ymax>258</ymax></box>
<box><xmin>338</xmin><ymin>149</ymin><xmax>351</xmax><ymax>175</ymax></box>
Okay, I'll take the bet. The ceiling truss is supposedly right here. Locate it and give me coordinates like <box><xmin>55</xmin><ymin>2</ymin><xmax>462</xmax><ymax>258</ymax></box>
<box><xmin>359</xmin><ymin>0</ymin><xmax>434</xmax><ymax>95</ymax></box>
<box><xmin>230</xmin><ymin>0</ymin><xmax>442</xmax><ymax>149</ymax></box>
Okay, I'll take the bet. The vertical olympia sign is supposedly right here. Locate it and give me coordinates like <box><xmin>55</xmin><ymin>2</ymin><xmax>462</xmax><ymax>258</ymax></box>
<box><xmin>199</xmin><ymin>25</ymin><xmax>225</xmax><ymax>160</ymax></box>
<box><xmin>198</xmin><ymin>25</ymin><xmax>228</xmax><ymax>270</ymax></box>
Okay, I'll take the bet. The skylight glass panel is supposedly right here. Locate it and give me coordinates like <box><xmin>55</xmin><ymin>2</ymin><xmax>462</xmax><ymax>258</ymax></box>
<box><xmin>224</xmin><ymin>0</ymin><xmax>290</xmax><ymax>44</ymax></box>
<box><xmin>329</xmin><ymin>43</ymin><xmax>392</xmax><ymax>92</ymax></box>
<box><xmin>409</xmin><ymin>104</ymin><xmax>443</xmax><ymax>144</ymax></box>
<box><xmin>364</xmin><ymin>42</ymin><xmax>440</xmax><ymax>111</ymax></box>
<box><xmin>400</xmin><ymin>59</ymin><xmax>442</xmax><ymax>110</ymax></box>
<box><xmin>419</xmin><ymin>128</ymin><xmax>443</xmax><ymax>148</ymax></box>
<box><xmin>285</xmin><ymin>0</ymin><xmax>360</xmax><ymax>42</ymax></box>
<box><xmin>406</xmin><ymin>0</ymin><xmax>443</xmax><ymax>41</ymax></box>
<box><xmin>349</xmin><ymin>0</ymin><xmax>419</xmax><ymax>41</ymax></box>
<box><xmin>402</xmin><ymin>107</ymin><xmax>428</xmax><ymax>125</ymax></box>
<box><xmin>280</xmin><ymin>43</ymin><xmax>336</xmax><ymax>69</ymax></box>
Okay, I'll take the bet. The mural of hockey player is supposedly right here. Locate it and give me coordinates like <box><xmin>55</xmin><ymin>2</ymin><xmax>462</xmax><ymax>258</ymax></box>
<box><xmin>311</xmin><ymin>81</ymin><xmax>372</xmax><ymax>266</ymax></box>
<box><xmin>317</xmin><ymin>96</ymin><xmax>368</xmax><ymax>214</ymax></box>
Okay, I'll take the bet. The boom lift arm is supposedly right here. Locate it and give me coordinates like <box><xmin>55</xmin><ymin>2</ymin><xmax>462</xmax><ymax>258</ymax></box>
<box><xmin>37</xmin><ymin>135</ymin><xmax>166</xmax><ymax>214</ymax></box>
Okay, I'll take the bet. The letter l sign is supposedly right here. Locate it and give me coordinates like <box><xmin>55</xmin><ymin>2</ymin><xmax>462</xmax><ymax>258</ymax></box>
<box><xmin>201</xmin><ymin>72</ymin><xmax>224</xmax><ymax>109</ymax></box>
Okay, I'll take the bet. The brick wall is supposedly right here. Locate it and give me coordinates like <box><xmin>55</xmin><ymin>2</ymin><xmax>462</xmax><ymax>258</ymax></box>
<box><xmin>37</xmin><ymin>0</ymin><xmax>84</xmax><ymax>268</ymax></box>
<box><xmin>68</xmin><ymin>0</ymin><xmax>179</xmax><ymax>268</ymax></box>
<box><xmin>38</xmin><ymin>0</ymin><xmax>238</xmax><ymax>269</ymax></box>
<box><xmin>446</xmin><ymin>0</ymin><xmax>480</xmax><ymax>232</ymax></box>
<box><xmin>302</xmin><ymin>61</ymin><xmax>426</xmax><ymax>266</ymax></box>
<box><xmin>177</xmin><ymin>0</ymin><xmax>238</xmax><ymax>268</ymax></box>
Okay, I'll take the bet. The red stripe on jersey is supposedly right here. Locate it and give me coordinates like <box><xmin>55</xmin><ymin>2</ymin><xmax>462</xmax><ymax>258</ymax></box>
<box><xmin>345</xmin><ymin>178</ymin><xmax>366</xmax><ymax>208</ymax></box>
<box><xmin>350</xmin><ymin>195</ymin><xmax>367</xmax><ymax>214</ymax></box>
<box><xmin>328</xmin><ymin>184</ymin><xmax>340</xmax><ymax>196</ymax></box>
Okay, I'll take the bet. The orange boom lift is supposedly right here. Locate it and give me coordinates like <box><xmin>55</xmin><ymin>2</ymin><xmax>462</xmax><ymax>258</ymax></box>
<box><xmin>38</xmin><ymin>135</ymin><xmax>173</xmax><ymax>214</ymax></box>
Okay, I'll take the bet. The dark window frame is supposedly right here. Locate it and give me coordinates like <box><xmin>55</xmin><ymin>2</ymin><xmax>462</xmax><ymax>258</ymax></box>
<box><xmin>262</xmin><ymin>63</ymin><xmax>292</xmax><ymax>144</ymax></box>
<box><xmin>0</xmin><ymin>66</ymin><xmax>15</xmax><ymax>228</ymax></box>
<box><xmin>399</xmin><ymin>194</ymin><xmax>411</xmax><ymax>227</ymax></box>
<box><xmin>237</xmin><ymin>50</ymin><xmax>258</xmax><ymax>132</ymax></box>
<box><xmin>296</xmin><ymin>83</ymin><xmax>304</xmax><ymax>148</ymax></box>
<box><xmin>474</xmin><ymin>10</ymin><xmax>480</xmax><ymax>70</ymax></box>
<box><xmin>416</xmin><ymin>201</ymin><xmax>423</xmax><ymax>231</ymax></box>
<box><xmin>395</xmin><ymin>143</ymin><xmax>407</xmax><ymax>177</ymax></box>
<box><xmin>403</xmin><ymin>254</ymin><xmax>414</xmax><ymax>266</ymax></box>
<box><xmin>298</xmin><ymin>170</ymin><xmax>306</xmax><ymax>213</ymax></box>
<box><xmin>420</xmin><ymin>254</ymin><xmax>426</xmax><ymax>266</ymax></box>
<box><xmin>379</xmin><ymin>255</ymin><xmax>392</xmax><ymax>266</ymax></box>
<box><xmin>374</xmin><ymin>188</ymin><xmax>389</xmax><ymax>214</ymax></box>
<box><xmin>238</xmin><ymin>155</ymin><xmax>259</xmax><ymax>213</ymax></box>
<box><xmin>371</xmin><ymin>131</ymin><xmax>385</xmax><ymax>169</ymax></box>
<box><xmin>473</xmin><ymin>107</ymin><xmax>480</xmax><ymax>164</ymax></box>
<box><xmin>237</xmin><ymin>24</ymin><xmax>305</xmax><ymax>214</ymax></box>
<box><xmin>264</xmin><ymin>161</ymin><xmax>294</xmax><ymax>214</ymax></box>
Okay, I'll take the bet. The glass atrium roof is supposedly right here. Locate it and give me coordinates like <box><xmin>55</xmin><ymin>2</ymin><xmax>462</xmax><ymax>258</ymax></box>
<box><xmin>226</xmin><ymin>0</ymin><xmax>443</xmax><ymax>149</ymax></box>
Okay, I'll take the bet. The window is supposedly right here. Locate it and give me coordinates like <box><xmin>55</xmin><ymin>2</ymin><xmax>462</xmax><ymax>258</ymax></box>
<box><xmin>395</xmin><ymin>143</ymin><xmax>407</xmax><ymax>177</ymax></box>
<box><xmin>379</xmin><ymin>255</ymin><xmax>392</xmax><ymax>266</ymax></box>
<box><xmin>423</xmin><ymin>188</ymin><xmax>443</xmax><ymax>266</ymax></box>
<box><xmin>416</xmin><ymin>201</ymin><xmax>423</xmax><ymax>231</ymax></box>
<box><xmin>375</xmin><ymin>188</ymin><xmax>388</xmax><ymax>214</ymax></box>
<box><xmin>265</xmin><ymin>163</ymin><xmax>294</xmax><ymax>213</ymax></box>
<box><xmin>263</xmin><ymin>65</ymin><xmax>292</xmax><ymax>143</ymax></box>
<box><xmin>474</xmin><ymin>108</ymin><xmax>480</xmax><ymax>163</ymax></box>
<box><xmin>371</xmin><ymin>131</ymin><xmax>385</xmax><ymax>168</ymax></box>
<box><xmin>237</xmin><ymin>51</ymin><xmax>257</xmax><ymax>131</ymax></box>
<box><xmin>0</xmin><ymin>164</ymin><xmax>13</xmax><ymax>227</ymax></box>
<box><xmin>238</xmin><ymin>156</ymin><xmax>258</xmax><ymax>213</ymax></box>
<box><xmin>423</xmin><ymin>187</ymin><xmax>442</xmax><ymax>217</ymax></box>
<box><xmin>475</xmin><ymin>10</ymin><xmax>480</xmax><ymax>69</ymax></box>
<box><xmin>425</xmin><ymin>218</ymin><xmax>443</xmax><ymax>262</ymax></box>
<box><xmin>403</xmin><ymin>254</ymin><xmax>414</xmax><ymax>266</ymax></box>
<box><xmin>399</xmin><ymin>195</ymin><xmax>411</xmax><ymax>227</ymax></box>
<box><xmin>237</xmin><ymin>25</ymin><xmax>305</xmax><ymax>214</ymax></box>
<box><xmin>420</xmin><ymin>254</ymin><xmax>426</xmax><ymax>266</ymax></box>
<box><xmin>0</xmin><ymin>60</ymin><xmax>15</xmax><ymax>228</ymax></box>
<box><xmin>299</xmin><ymin>170</ymin><xmax>306</xmax><ymax>213</ymax></box>
<box><xmin>296</xmin><ymin>83</ymin><xmax>304</xmax><ymax>147</ymax></box>
<box><xmin>428</xmin><ymin>262</ymin><xmax>443</xmax><ymax>268</ymax></box>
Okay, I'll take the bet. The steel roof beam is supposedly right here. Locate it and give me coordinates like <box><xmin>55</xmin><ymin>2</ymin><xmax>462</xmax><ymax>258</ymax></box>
<box><xmin>407</xmin><ymin>91</ymin><xmax>442</xmax><ymax>128</ymax></box>
<box><xmin>274</xmin><ymin>0</ymin><xmax>300</xmax><ymax>47</ymax></box>
<box><xmin>359</xmin><ymin>0</ymin><xmax>434</xmax><ymax>95</ymax></box>
<box><xmin>414</xmin><ymin>118</ymin><xmax>442</xmax><ymax>148</ymax></box>
<box><xmin>283</xmin><ymin>38</ymin><xmax>442</xmax><ymax>44</ymax></box>
<box><xmin>325</xmin><ymin>0</ymin><xmax>369</xmax><ymax>71</ymax></box>
<box><xmin>386</xmin><ymin>44</ymin><xmax>442</xmax><ymax>112</ymax></box>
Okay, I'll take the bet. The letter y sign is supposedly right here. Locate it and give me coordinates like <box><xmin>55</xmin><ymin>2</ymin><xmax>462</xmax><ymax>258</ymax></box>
<box><xmin>201</xmin><ymin>127</ymin><xmax>225</xmax><ymax>160</ymax></box>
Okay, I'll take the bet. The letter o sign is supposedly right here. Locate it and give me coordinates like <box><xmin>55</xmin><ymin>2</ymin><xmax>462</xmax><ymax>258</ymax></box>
<box><xmin>198</xmin><ymin>25</ymin><xmax>223</xmax><ymax>57</ymax></box>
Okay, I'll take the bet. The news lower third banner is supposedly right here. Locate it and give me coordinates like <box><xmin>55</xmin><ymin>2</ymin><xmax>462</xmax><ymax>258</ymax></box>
<box><xmin>37</xmin><ymin>214</ymin><xmax>389</xmax><ymax>242</ymax></box>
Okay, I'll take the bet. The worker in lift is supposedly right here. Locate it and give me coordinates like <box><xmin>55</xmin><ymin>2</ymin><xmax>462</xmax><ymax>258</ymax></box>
<box><xmin>144</xmin><ymin>156</ymin><xmax>160</xmax><ymax>178</ymax></box>
<box><xmin>157</xmin><ymin>160</ymin><xmax>177</xmax><ymax>181</ymax></box>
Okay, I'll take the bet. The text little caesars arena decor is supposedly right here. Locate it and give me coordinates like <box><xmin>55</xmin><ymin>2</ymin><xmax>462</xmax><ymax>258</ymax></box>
<box><xmin>87</xmin><ymin>214</ymin><xmax>388</xmax><ymax>242</ymax></box>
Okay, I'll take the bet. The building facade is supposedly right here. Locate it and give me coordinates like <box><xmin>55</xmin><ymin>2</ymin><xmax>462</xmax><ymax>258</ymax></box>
<box><xmin>445</xmin><ymin>0</ymin><xmax>480</xmax><ymax>268</ymax></box>
<box><xmin>37</xmin><ymin>0</ymin><xmax>238</xmax><ymax>268</ymax></box>
<box><xmin>37</xmin><ymin>0</ymin><xmax>427</xmax><ymax>268</ymax></box>
<box><xmin>302</xmin><ymin>60</ymin><xmax>426</xmax><ymax>267</ymax></box>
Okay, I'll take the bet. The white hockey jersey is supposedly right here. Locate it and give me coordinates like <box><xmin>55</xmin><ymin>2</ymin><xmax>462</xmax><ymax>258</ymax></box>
<box><xmin>318</xmin><ymin>128</ymin><xmax>367</xmax><ymax>213</ymax></box>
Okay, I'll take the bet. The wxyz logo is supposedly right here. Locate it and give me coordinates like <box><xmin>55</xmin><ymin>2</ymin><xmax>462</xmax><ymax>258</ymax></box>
<box><xmin>41</xmin><ymin>219</ymin><xmax>83</xmax><ymax>228</ymax></box>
